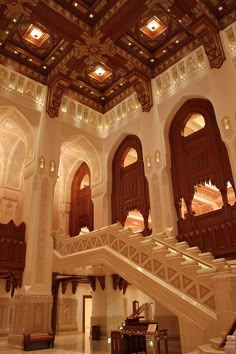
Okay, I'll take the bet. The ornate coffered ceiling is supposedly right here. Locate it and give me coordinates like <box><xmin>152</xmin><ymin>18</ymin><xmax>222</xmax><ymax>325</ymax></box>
<box><xmin>0</xmin><ymin>0</ymin><xmax>235</xmax><ymax>116</ymax></box>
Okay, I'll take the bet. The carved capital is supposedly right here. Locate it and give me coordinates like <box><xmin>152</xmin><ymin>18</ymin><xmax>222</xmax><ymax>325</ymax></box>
<box><xmin>46</xmin><ymin>76</ymin><xmax>71</xmax><ymax>118</ymax></box>
<box><xmin>127</xmin><ymin>71</ymin><xmax>153</xmax><ymax>112</ymax></box>
<box><xmin>191</xmin><ymin>16</ymin><xmax>225</xmax><ymax>69</ymax></box>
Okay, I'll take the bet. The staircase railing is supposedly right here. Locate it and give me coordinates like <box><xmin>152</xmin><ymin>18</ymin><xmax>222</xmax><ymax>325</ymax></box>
<box><xmin>218</xmin><ymin>317</ymin><xmax>236</xmax><ymax>348</ymax></box>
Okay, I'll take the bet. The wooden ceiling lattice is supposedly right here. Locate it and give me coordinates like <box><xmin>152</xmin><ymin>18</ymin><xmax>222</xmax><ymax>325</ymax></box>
<box><xmin>0</xmin><ymin>0</ymin><xmax>235</xmax><ymax>115</ymax></box>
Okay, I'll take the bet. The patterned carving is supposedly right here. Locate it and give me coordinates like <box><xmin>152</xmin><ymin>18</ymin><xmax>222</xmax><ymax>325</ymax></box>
<box><xmin>191</xmin><ymin>16</ymin><xmax>225</xmax><ymax>69</ymax></box>
<box><xmin>127</xmin><ymin>71</ymin><xmax>153</xmax><ymax>112</ymax></box>
<box><xmin>170</xmin><ymin>98</ymin><xmax>236</xmax><ymax>258</ymax></box>
<box><xmin>0</xmin><ymin>220</ymin><xmax>26</xmax><ymax>289</ymax></box>
<box><xmin>0</xmin><ymin>0</ymin><xmax>38</xmax><ymax>17</ymax></box>
<box><xmin>53</xmin><ymin>224</ymin><xmax>232</xmax><ymax>312</ymax></box>
<box><xmin>46</xmin><ymin>76</ymin><xmax>71</xmax><ymax>118</ymax></box>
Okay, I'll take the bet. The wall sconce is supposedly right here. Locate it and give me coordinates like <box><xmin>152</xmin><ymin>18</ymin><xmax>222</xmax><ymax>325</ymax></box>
<box><xmin>222</xmin><ymin>116</ymin><xmax>232</xmax><ymax>138</ymax></box>
<box><xmin>38</xmin><ymin>156</ymin><xmax>45</xmax><ymax>170</ymax></box>
<box><xmin>49</xmin><ymin>160</ymin><xmax>56</xmax><ymax>173</ymax></box>
<box><xmin>146</xmin><ymin>155</ymin><xmax>151</xmax><ymax>168</ymax></box>
<box><xmin>224</xmin><ymin>117</ymin><xmax>230</xmax><ymax>130</ymax></box>
<box><xmin>155</xmin><ymin>150</ymin><xmax>161</xmax><ymax>164</ymax></box>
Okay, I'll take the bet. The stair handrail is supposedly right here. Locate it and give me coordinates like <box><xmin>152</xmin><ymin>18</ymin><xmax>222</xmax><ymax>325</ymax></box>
<box><xmin>218</xmin><ymin>317</ymin><xmax>236</xmax><ymax>348</ymax></box>
<box><xmin>153</xmin><ymin>234</ymin><xmax>216</xmax><ymax>269</ymax></box>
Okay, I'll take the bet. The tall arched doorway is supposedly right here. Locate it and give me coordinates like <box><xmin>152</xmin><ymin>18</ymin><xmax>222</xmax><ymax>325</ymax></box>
<box><xmin>169</xmin><ymin>98</ymin><xmax>236</xmax><ymax>258</ymax></box>
<box><xmin>112</xmin><ymin>135</ymin><xmax>151</xmax><ymax>236</ymax></box>
<box><xmin>69</xmin><ymin>162</ymin><xmax>94</xmax><ymax>237</ymax></box>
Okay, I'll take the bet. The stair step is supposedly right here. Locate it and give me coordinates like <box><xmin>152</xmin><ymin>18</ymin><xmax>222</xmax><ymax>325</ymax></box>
<box><xmin>209</xmin><ymin>337</ymin><xmax>224</xmax><ymax>350</ymax></box>
<box><xmin>199</xmin><ymin>343</ymin><xmax>223</xmax><ymax>354</ymax></box>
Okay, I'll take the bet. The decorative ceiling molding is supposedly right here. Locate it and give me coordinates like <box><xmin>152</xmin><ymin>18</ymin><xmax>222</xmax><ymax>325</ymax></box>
<box><xmin>191</xmin><ymin>16</ymin><xmax>225</xmax><ymax>69</ymax></box>
<box><xmin>46</xmin><ymin>75</ymin><xmax>71</xmax><ymax>118</ymax></box>
<box><xmin>0</xmin><ymin>0</ymin><xmax>39</xmax><ymax>18</ymax></box>
<box><xmin>128</xmin><ymin>71</ymin><xmax>153</xmax><ymax>112</ymax></box>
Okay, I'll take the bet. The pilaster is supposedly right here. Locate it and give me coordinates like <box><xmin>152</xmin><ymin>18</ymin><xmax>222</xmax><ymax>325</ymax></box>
<box><xmin>8</xmin><ymin>109</ymin><xmax>61</xmax><ymax>347</ymax></box>
<box><xmin>0</xmin><ymin>280</ymin><xmax>11</xmax><ymax>338</ymax></box>
<box><xmin>57</xmin><ymin>283</ymin><xmax>78</xmax><ymax>334</ymax></box>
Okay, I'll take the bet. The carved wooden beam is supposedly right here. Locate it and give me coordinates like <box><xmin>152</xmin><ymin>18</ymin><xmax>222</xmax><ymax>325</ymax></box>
<box><xmin>61</xmin><ymin>281</ymin><xmax>68</xmax><ymax>294</ymax></box>
<box><xmin>46</xmin><ymin>75</ymin><xmax>71</xmax><ymax>118</ymax></box>
<box><xmin>72</xmin><ymin>280</ymin><xmax>79</xmax><ymax>294</ymax></box>
<box><xmin>97</xmin><ymin>276</ymin><xmax>105</xmax><ymax>290</ymax></box>
<box><xmin>191</xmin><ymin>15</ymin><xmax>225</xmax><ymax>69</ymax></box>
<box><xmin>127</xmin><ymin>71</ymin><xmax>153</xmax><ymax>112</ymax></box>
<box><xmin>112</xmin><ymin>274</ymin><xmax>120</xmax><ymax>290</ymax></box>
<box><xmin>88</xmin><ymin>276</ymin><xmax>96</xmax><ymax>291</ymax></box>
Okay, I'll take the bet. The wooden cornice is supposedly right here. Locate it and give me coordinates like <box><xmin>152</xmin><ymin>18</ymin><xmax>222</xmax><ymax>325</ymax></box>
<box><xmin>127</xmin><ymin>70</ymin><xmax>153</xmax><ymax>112</ymax></box>
<box><xmin>46</xmin><ymin>75</ymin><xmax>71</xmax><ymax>118</ymax></box>
<box><xmin>190</xmin><ymin>15</ymin><xmax>226</xmax><ymax>69</ymax></box>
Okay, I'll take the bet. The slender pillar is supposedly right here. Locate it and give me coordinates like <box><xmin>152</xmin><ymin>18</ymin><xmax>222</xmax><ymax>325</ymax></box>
<box><xmin>8</xmin><ymin>109</ymin><xmax>61</xmax><ymax>347</ymax></box>
<box><xmin>56</xmin><ymin>283</ymin><xmax>78</xmax><ymax>334</ymax></box>
<box><xmin>0</xmin><ymin>280</ymin><xmax>11</xmax><ymax>338</ymax></box>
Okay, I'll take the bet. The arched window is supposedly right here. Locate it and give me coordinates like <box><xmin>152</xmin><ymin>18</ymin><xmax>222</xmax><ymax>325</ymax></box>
<box><xmin>182</xmin><ymin>113</ymin><xmax>205</xmax><ymax>137</ymax></box>
<box><xmin>112</xmin><ymin>135</ymin><xmax>151</xmax><ymax>236</ymax></box>
<box><xmin>169</xmin><ymin>98</ymin><xmax>236</xmax><ymax>258</ymax></box>
<box><xmin>80</xmin><ymin>174</ymin><xmax>89</xmax><ymax>189</ymax></box>
<box><xmin>69</xmin><ymin>162</ymin><xmax>94</xmax><ymax>237</ymax></box>
<box><xmin>122</xmin><ymin>148</ymin><xmax>138</xmax><ymax>167</ymax></box>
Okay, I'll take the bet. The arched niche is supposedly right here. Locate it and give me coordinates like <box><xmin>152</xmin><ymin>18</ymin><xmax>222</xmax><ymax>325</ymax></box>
<box><xmin>112</xmin><ymin>135</ymin><xmax>151</xmax><ymax>236</ymax></box>
<box><xmin>169</xmin><ymin>98</ymin><xmax>236</xmax><ymax>258</ymax></box>
<box><xmin>0</xmin><ymin>106</ymin><xmax>35</xmax><ymax>224</ymax></box>
<box><xmin>69</xmin><ymin>162</ymin><xmax>94</xmax><ymax>237</ymax></box>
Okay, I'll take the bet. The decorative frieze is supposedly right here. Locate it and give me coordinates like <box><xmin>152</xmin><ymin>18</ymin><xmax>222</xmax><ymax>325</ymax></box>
<box><xmin>154</xmin><ymin>46</ymin><xmax>208</xmax><ymax>98</ymax></box>
<box><xmin>0</xmin><ymin>63</ymin><xmax>45</xmax><ymax>105</ymax></box>
<box><xmin>60</xmin><ymin>93</ymin><xmax>141</xmax><ymax>136</ymax></box>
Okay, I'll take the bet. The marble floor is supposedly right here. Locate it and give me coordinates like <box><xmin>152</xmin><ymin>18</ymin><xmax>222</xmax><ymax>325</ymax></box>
<box><xmin>0</xmin><ymin>334</ymin><xmax>110</xmax><ymax>354</ymax></box>
<box><xmin>0</xmin><ymin>333</ymin><xmax>182</xmax><ymax>354</ymax></box>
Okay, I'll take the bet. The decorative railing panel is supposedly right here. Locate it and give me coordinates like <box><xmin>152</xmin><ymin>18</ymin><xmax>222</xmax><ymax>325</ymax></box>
<box><xmin>53</xmin><ymin>224</ymin><xmax>232</xmax><ymax>314</ymax></box>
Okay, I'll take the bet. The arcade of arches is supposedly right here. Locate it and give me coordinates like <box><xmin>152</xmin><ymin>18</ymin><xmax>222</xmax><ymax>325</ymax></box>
<box><xmin>1</xmin><ymin>34</ymin><xmax>236</xmax><ymax>354</ymax></box>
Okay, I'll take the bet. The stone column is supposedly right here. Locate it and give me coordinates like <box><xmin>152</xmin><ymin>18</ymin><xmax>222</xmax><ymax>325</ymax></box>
<box><xmin>8</xmin><ymin>110</ymin><xmax>61</xmax><ymax>347</ymax></box>
<box><xmin>91</xmin><ymin>278</ymin><xmax>107</xmax><ymax>338</ymax></box>
<box><xmin>56</xmin><ymin>283</ymin><xmax>78</xmax><ymax>334</ymax></box>
<box><xmin>0</xmin><ymin>280</ymin><xmax>11</xmax><ymax>338</ymax></box>
<box><xmin>106</xmin><ymin>276</ymin><xmax>124</xmax><ymax>334</ymax></box>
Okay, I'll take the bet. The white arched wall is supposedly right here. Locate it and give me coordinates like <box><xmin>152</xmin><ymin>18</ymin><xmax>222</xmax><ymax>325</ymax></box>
<box><xmin>0</xmin><ymin>106</ymin><xmax>35</xmax><ymax>224</ymax></box>
<box><xmin>54</xmin><ymin>134</ymin><xmax>103</xmax><ymax>233</ymax></box>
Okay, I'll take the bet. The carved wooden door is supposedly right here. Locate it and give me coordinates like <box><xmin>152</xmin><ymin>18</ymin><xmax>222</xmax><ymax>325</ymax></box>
<box><xmin>69</xmin><ymin>162</ymin><xmax>94</xmax><ymax>237</ymax></box>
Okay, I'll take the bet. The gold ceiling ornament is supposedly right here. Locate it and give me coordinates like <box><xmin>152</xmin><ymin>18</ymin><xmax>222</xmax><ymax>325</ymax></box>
<box><xmin>0</xmin><ymin>0</ymin><xmax>39</xmax><ymax>17</ymax></box>
<box><xmin>75</xmin><ymin>36</ymin><xmax>113</xmax><ymax>64</ymax></box>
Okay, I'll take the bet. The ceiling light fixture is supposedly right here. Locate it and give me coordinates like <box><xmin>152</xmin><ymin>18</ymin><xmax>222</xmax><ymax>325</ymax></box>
<box><xmin>140</xmin><ymin>16</ymin><xmax>167</xmax><ymax>40</ymax></box>
<box><xmin>23</xmin><ymin>24</ymin><xmax>50</xmax><ymax>47</ymax></box>
<box><xmin>88</xmin><ymin>64</ymin><xmax>112</xmax><ymax>82</ymax></box>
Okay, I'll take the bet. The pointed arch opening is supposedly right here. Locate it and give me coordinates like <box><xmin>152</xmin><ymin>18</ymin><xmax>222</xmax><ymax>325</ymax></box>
<box><xmin>169</xmin><ymin>98</ymin><xmax>236</xmax><ymax>258</ymax></box>
<box><xmin>112</xmin><ymin>135</ymin><xmax>152</xmax><ymax>236</ymax></box>
<box><xmin>69</xmin><ymin>162</ymin><xmax>94</xmax><ymax>237</ymax></box>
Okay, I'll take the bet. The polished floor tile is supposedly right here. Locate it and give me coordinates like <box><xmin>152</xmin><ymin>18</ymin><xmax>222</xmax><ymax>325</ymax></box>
<box><xmin>0</xmin><ymin>333</ymin><xmax>181</xmax><ymax>353</ymax></box>
<box><xmin>0</xmin><ymin>334</ymin><xmax>111</xmax><ymax>354</ymax></box>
